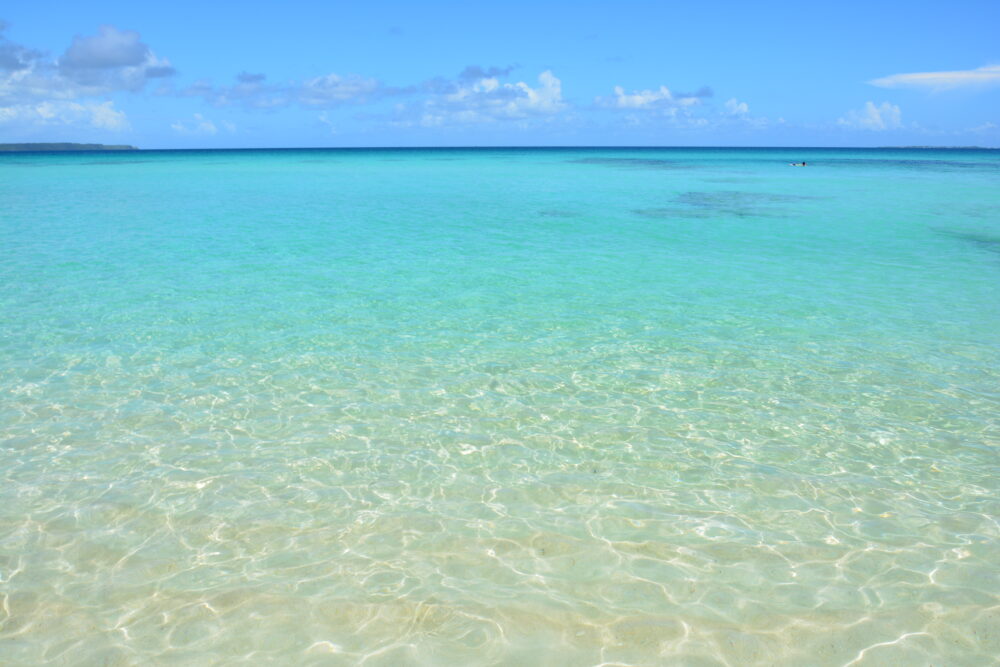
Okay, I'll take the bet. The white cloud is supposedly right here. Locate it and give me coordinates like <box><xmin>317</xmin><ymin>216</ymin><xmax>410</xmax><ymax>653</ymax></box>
<box><xmin>594</xmin><ymin>84</ymin><xmax>767</xmax><ymax>131</ymax></box>
<box><xmin>171</xmin><ymin>113</ymin><xmax>218</xmax><ymax>135</ymax></box>
<box><xmin>412</xmin><ymin>70</ymin><xmax>566</xmax><ymax>126</ymax></box>
<box><xmin>447</xmin><ymin>70</ymin><xmax>563</xmax><ymax>116</ymax></box>
<box><xmin>88</xmin><ymin>100</ymin><xmax>129</xmax><ymax>129</ymax></box>
<box><xmin>599</xmin><ymin>84</ymin><xmax>704</xmax><ymax>109</ymax></box>
<box><xmin>0</xmin><ymin>24</ymin><xmax>173</xmax><ymax>106</ymax></box>
<box><xmin>0</xmin><ymin>100</ymin><xmax>129</xmax><ymax>129</ymax></box>
<box><xmin>168</xmin><ymin>65</ymin><xmax>561</xmax><ymax>128</ymax></box>
<box><xmin>837</xmin><ymin>101</ymin><xmax>902</xmax><ymax>130</ymax></box>
<box><xmin>870</xmin><ymin>64</ymin><xmax>1000</xmax><ymax>91</ymax></box>
<box><xmin>56</xmin><ymin>25</ymin><xmax>175</xmax><ymax>92</ymax></box>
<box><xmin>724</xmin><ymin>98</ymin><xmax>749</xmax><ymax>115</ymax></box>
<box><xmin>611</xmin><ymin>85</ymin><xmax>672</xmax><ymax>108</ymax></box>
<box><xmin>516</xmin><ymin>70</ymin><xmax>565</xmax><ymax>114</ymax></box>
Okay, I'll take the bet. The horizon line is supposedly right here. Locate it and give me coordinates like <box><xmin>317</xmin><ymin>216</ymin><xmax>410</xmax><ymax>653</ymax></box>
<box><xmin>2</xmin><ymin>143</ymin><xmax>996</xmax><ymax>152</ymax></box>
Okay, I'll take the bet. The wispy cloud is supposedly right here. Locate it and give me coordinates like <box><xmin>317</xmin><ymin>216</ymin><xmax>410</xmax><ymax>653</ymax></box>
<box><xmin>869</xmin><ymin>65</ymin><xmax>1000</xmax><ymax>91</ymax></box>
<box><xmin>593</xmin><ymin>82</ymin><xmax>769</xmax><ymax>131</ymax></box>
<box><xmin>299</xmin><ymin>73</ymin><xmax>381</xmax><ymax>105</ymax></box>
<box><xmin>596</xmin><ymin>84</ymin><xmax>710</xmax><ymax>109</ymax></box>
<box><xmin>317</xmin><ymin>111</ymin><xmax>336</xmax><ymax>134</ymax></box>
<box><xmin>837</xmin><ymin>101</ymin><xmax>902</xmax><ymax>131</ymax></box>
<box><xmin>176</xmin><ymin>71</ymin><xmax>394</xmax><ymax>110</ymax></box>
<box><xmin>178</xmin><ymin>75</ymin><xmax>289</xmax><ymax>109</ymax></box>
<box><xmin>457</xmin><ymin>65</ymin><xmax>516</xmax><ymax>82</ymax></box>
<box><xmin>236</xmin><ymin>71</ymin><xmax>265</xmax><ymax>84</ymax></box>
<box><xmin>967</xmin><ymin>121</ymin><xmax>997</xmax><ymax>133</ymax></box>
<box><xmin>0</xmin><ymin>100</ymin><xmax>129</xmax><ymax>130</ymax></box>
<box><xmin>170</xmin><ymin>112</ymin><xmax>230</xmax><ymax>135</ymax></box>
<box><xmin>171</xmin><ymin>64</ymin><xmax>559</xmax><ymax>129</ymax></box>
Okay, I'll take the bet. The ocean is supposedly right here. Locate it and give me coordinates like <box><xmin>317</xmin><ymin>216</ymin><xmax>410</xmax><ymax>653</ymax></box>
<box><xmin>1</xmin><ymin>147</ymin><xmax>998</xmax><ymax>664</ymax></box>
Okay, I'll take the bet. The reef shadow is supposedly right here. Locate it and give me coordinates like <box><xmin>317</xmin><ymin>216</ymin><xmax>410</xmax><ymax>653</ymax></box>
<box><xmin>634</xmin><ymin>190</ymin><xmax>821</xmax><ymax>219</ymax></box>
<box><xmin>935</xmin><ymin>229</ymin><xmax>1000</xmax><ymax>256</ymax></box>
<box><xmin>569</xmin><ymin>157</ymin><xmax>689</xmax><ymax>170</ymax></box>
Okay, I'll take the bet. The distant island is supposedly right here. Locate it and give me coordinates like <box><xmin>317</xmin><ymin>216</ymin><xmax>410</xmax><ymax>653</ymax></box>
<box><xmin>0</xmin><ymin>143</ymin><xmax>138</xmax><ymax>152</ymax></box>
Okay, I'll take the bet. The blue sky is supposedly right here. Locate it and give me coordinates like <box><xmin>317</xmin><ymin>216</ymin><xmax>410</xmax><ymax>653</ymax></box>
<box><xmin>2</xmin><ymin>0</ymin><xmax>998</xmax><ymax>148</ymax></box>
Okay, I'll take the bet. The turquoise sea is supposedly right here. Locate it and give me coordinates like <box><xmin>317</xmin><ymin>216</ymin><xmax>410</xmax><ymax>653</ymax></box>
<box><xmin>1</xmin><ymin>147</ymin><xmax>998</xmax><ymax>665</ymax></box>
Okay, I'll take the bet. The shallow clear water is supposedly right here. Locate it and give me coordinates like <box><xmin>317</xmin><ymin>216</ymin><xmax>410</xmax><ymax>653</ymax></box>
<box><xmin>1</xmin><ymin>147</ymin><xmax>998</xmax><ymax>665</ymax></box>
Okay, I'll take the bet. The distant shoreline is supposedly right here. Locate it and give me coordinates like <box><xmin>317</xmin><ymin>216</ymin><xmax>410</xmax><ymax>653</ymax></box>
<box><xmin>0</xmin><ymin>143</ymin><xmax>138</xmax><ymax>152</ymax></box>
